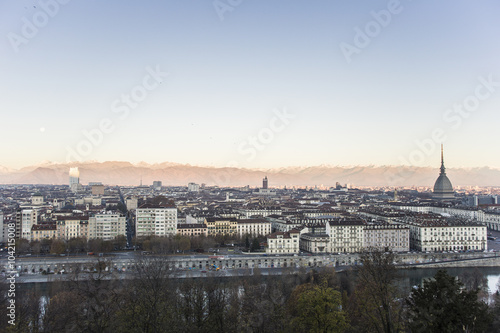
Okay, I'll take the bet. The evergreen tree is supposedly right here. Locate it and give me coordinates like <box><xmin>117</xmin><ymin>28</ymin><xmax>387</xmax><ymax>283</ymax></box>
<box><xmin>406</xmin><ymin>270</ymin><xmax>491</xmax><ymax>333</ymax></box>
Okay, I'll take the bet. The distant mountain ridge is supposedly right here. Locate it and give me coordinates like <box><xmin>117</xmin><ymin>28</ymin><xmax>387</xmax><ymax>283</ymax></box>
<box><xmin>0</xmin><ymin>161</ymin><xmax>499</xmax><ymax>187</ymax></box>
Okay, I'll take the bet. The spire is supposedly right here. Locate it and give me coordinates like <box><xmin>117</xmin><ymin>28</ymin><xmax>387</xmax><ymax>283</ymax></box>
<box><xmin>440</xmin><ymin>144</ymin><xmax>446</xmax><ymax>175</ymax></box>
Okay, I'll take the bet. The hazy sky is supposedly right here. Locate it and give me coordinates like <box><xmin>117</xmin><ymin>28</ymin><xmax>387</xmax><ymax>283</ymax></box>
<box><xmin>1</xmin><ymin>0</ymin><xmax>499</xmax><ymax>170</ymax></box>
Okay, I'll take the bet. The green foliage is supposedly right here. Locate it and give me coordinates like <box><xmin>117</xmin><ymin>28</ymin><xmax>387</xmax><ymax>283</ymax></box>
<box><xmin>245</xmin><ymin>235</ymin><xmax>250</xmax><ymax>249</ymax></box>
<box><xmin>488</xmin><ymin>290</ymin><xmax>500</xmax><ymax>332</ymax></box>
<box><xmin>290</xmin><ymin>279</ymin><xmax>348</xmax><ymax>333</ymax></box>
<box><xmin>406</xmin><ymin>270</ymin><xmax>492</xmax><ymax>333</ymax></box>
<box><xmin>250</xmin><ymin>238</ymin><xmax>261</xmax><ymax>252</ymax></box>
<box><xmin>115</xmin><ymin>201</ymin><xmax>128</xmax><ymax>214</ymax></box>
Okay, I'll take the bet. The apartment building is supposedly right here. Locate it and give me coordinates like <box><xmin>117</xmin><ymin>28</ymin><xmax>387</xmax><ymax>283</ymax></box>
<box><xmin>31</xmin><ymin>223</ymin><xmax>57</xmax><ymax>241</ymax></box>
<box><xmin>56</xmin><ymin>216</ymin><xmax>89</xmax><ymax>240</ymax></box>
<box><xmin>326</xmin><ymin>218</ymin><xmax>365</xmax><ymax>253</ymax></box>
<box><xmin>177</xmin><ymin>223</ymin><xmax>208</xmax><ymax>237</ymax></box>
<box><xmin>18</xmin><ymin>209</ymin><xmax>38</xmax><ymax>240</ymax></box>
<box><xmin>88</xmin><ymin>212</ymin><xmax>127</xmax><ymax>241</ymax></box>
<box><xmin>236</xmin><ymin>218</ymin><xmax>272</xmax><ymax>237</ymax></box>
<box><xmin>397</xmin><ymin>213</ymin><xmax>487</xmax><ymax>252</ymax></box>
<box><xmin>135</xmin><ymin>204</ymin><xmax>178</xmax><ymax>237</ymax></box>
<box><xmin>266</xmin><ymin>229</ymin><xmax>300</xmax><ymax>254</ymax></box>
<box><xmin>363</xmin><ymin>223</ymin><xmax>410</xmax><ymax>252</ymax></box>
<box><xmin>204</xmin><ymin>217</ymin><xmax>238</xmax><ymax>236</ymax></box>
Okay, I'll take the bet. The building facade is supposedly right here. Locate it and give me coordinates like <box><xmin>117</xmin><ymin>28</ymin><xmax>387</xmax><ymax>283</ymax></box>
<box><xmin>31</xmin><ymin>223</ymin><xmax>57</xmax><ymax>242</ymax></box>
<box><xmin>266</xmin><ymin>229</ymin><xmax>300</xmax><ymax>254</ymax></box>
<box><xmin>177</xmin><ymin>223</ymin><xmax>208</xmax><ymax>237</ymax></box>
<box><xmin>397</xmin><ymin>213</ymin><xmax>487</xmax><ymax>252</ymax></box>
<box><xmin>236</xmin><ymin>218</ymin><xmax>272</xmax><ymax>237</ymax></box>
<box><xmin>135</xmin><ymin>204</ymin><xmax>178</xmax><ymax>237</ymax></box>
<box><xmin>204</xmin><ymin>217</ymin><xmax>238</xmax><ymax>236</ymax></box>
<box><xmin>363</xmin><ymin>223</ymin><xmax>410</xmax><ymax>252</ymax></box>
<box><xmin>56</xmin><ymin>216</ymin><xmax>89</xmax><ymax>240</ymax></box>
<box><xmin>20</xmin><ymin>209</ymin><xmax>38</xmax><ymax>240</ymax></box>
<box><xmin>88</xmin><ymin>212</ymin><xmax>127</xmax><ymax>240</ymax></box>
<box><xmin>326</xmin><ymin>218</ymin><xmax>365</xmax><ymax>253</ymax></box>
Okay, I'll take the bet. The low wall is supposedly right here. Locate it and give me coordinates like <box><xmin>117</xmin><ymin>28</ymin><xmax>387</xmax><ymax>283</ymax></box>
<box><xmin>5</xmin><ymin>252</ymin><xmax>499</xmax><ymax>277</ymax></box>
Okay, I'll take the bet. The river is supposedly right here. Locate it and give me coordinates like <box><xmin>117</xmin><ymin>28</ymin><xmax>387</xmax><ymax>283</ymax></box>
<box><xmin>17</xmin><ymin>266</ymin><xmax>500</xmax><ymax>299</ymax></box>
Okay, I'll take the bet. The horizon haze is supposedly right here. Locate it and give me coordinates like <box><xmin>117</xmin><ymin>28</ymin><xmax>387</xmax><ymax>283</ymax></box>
<box><xmin>1</xmin><ymin>160</ymin><xmax>500</xmax><ymax>188</ymax></box>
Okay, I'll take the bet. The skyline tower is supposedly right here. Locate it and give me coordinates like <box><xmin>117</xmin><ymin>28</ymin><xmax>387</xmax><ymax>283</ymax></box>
<box><xmin>69</xmin><ymin>167</ymin><xmax>80</xmax><ymax>192</ymax></box>
<box><xmin>433</xmin><ymin>145</ymin><xmax>455</xmax><ymax>201</ymax></box>
<box><xmin>263</xmin><ymin>176</ymin><xmax>268</xmax><ymax>189</ymax></box>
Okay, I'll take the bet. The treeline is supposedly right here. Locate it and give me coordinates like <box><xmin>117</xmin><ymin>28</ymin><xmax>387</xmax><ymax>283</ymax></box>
<box><xmin>15</xmin><ymin>236</ymin><xmax>127</xmax><ymax>255</ymax></box>
<box><xmin>14</xmin><ymin>234</ymin><xmax>266</xmax><ymax>256</ymax></box>
<box><xmin>135</xmin><ymin>234</ymin><xmax>266</xmax><ymax>254</ymax></box>
<box><xmin>2</xmin><ymin>251</ymin><xmax>500</xmax><ymax>332</ymax></box>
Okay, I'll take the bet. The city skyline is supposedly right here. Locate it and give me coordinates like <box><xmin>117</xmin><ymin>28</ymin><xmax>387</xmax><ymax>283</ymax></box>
<box><xmin>1</xmin><ymin>1</ymin><xmax>500</xmax><ymax>170</ymax></box>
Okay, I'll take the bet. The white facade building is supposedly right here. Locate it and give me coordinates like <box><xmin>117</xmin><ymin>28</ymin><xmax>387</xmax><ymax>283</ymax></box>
<box><xmin>266</xmin><ymin>229</ymin><xmax>300</xmax><ymax>254</ymax></box>
<box><xmin>396</xmin><ymin>213</ymin><xmax>487</xmax><ymax>252</ymax></box>
<box><xmin>126</xmin><ymin>197</ymin><xmax>138</xmax><ymax>211</ymax></box>
<box><xmin>31</xmin><ymin>194</ymin><xmax>44</xmax><ymax>206</ymax></box>
<box><xmin>238</xmin><ymin>207</ymin><xmax>282</xmax><ymax>218</ymax></box>
<box><xmin>391</xmin><ymin>203</ymin><xmax>500</xmax><ymax>232</ymax></box>
<box><xmin>236</xmin><ymin>218</ymin><xmax>272</xmax><ymax>237</ymax></box>
<box><xmin>326</xmin><ymin>219</ymin><xmax>365</xmax><ymax>253</ymax></box>
<box><xmin>135</xmin><ymin>204</ymin><xmax>178</xmax><ymax>237</ymax></box>
<box><xmin>20</xmin><ymin>209</ymin><xmax>37</xmax><ymax>240</ymax></box>
<box><xmin>88</xmin><ymin>212</ymin><xmax>127</xmax><ymax>241</ymax></box>
<box><xmin>188</xmin><ymin>183</ymin><xmax>200</xmax><ymax>192</ymax></box>
<box><xmin>363</xmin><ymin>224</ymin><xmax>410</xmax><ymax>252</ymax></box>
<box><xmin>0</xmin><ymin>211</ymin><xmax>5</xmax><ymax>243</ymax></box>
<box><xmin>483</xmin><ymin>211</ymin><xmax>500</xmax><ymax>231</ymax></box>
<box><xmin>300</xmin><ymin>233</ymin><xmax>330</xmax><ymax>254</ymax></box>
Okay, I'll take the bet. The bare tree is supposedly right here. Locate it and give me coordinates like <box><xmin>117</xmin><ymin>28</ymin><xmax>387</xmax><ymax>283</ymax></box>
<box><xmin>348</xmin><ymin>248</ymin><xmax>405</xmax><ymax>333</ymax></box>
<box><xmin>114</xmin><ymin>256</ymin><xmax>178</xmax><ymax>332</ymax></box>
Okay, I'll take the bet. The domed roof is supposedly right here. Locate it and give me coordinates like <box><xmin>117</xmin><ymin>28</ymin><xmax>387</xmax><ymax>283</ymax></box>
<box><xmin>432</xmin><ymin>145</ymin><xmax>454</xmax><ymax>200</ymax></box>
<box><xmin>433</xmin><ymin>174</ymin><xmax>453</xmax><ymax>193</ymax></box>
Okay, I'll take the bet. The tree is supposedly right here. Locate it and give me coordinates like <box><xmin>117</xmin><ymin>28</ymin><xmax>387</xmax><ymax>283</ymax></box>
<box><xmin>43</xmin><ymin>290</ymin><xmax>80</xmax><ymax>332</ymax></box>
<box><xmin>114</xmin><ymin>257</ymin><xmax>178</xmax><ymax>332</ymax></box>
<box><xmin>15</xmin><ymin>239</ymin><xmax>30</xmax><ymax>254</ymax></box>
<box><xmin>348</xmin><ymin>249</ymin><xmax>404</xmax><ymax>333</ymax></box>
<box><xmin>177</xmin><ymin>235</ymin><xmax>191</xmax><ymax>253</ymax></box>
<box><xmin>50</xmin><ymin>239</ymin><xmax>66</xmax><ymax>254</ymax></box>
<box><xmin>62</xmin><ymin>258</ymin><xmax>122</xmax><ymax>332</ymax></box>
<box><xmin>459</xmin><ymin>268</ymin><xmax>489</xmax><ymax>302</ymax></box>
<box><xmin>4</xmin><ymin>290</ymin><xmax>44</xmax><ymax>333</ymax></box>
<box><xmin>115</xmin><ymin>201</ymin><xmax>127</xmax><ymax>214</ymax></box>
<box><xmin>239</xmin><ymin>278</ymin><xmax>289</xmax><ymax>332</ymax></box>
<box><xmin>406</xmin><ymin>269</ymin><xmax>492</xmax><ymax>333</ymax></box>
<box><xmin>488</xmin><ymin>283</ymin><xmax>500</xmax><ymax>333</ymax></box>
<box><xmin>289</xmin><ymin>279</ymin><xmax>348</xmax><ymax>333</ymax></box>
<box><xmin>67</xmin><ymin>237</ymin><xmax>86</xmax><ymax>254</ymax></box>
<box><xmin>41</xmin><ymin>238</ymin><xmax>52</xmax><ymax>253</ymax></box>
<box><xmin>245</xmin><ymin>235</ymin><xmax>250</xmax><ymax>250</ymax></box>
<box><xmin>113</xmin><ymin>235</ymin><xmax>127</xmax><ymax>250</ymax></box>
<box><xmin>31</xmin><ymin>241</ymin><xmax>42</xmax><ymax>256</ymax></box>
<box><xmin>251</xmin><ymin>238</ymin><xmax>260</xmax><ymax>252</ymax></box>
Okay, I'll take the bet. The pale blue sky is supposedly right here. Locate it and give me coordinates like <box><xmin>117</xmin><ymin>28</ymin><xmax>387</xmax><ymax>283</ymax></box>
<box><xmin>1</xmin><ymin>0</ymin><xmax>499</xmax><ymax>169</ymax></box>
